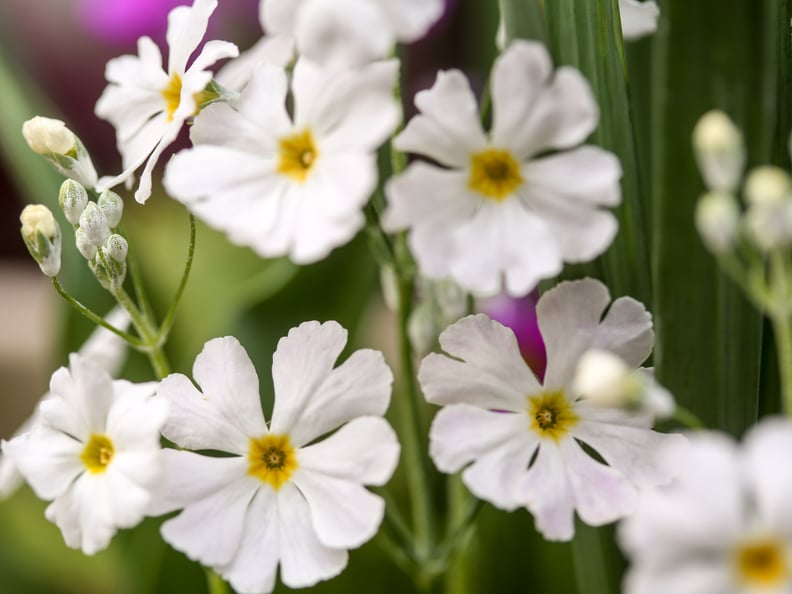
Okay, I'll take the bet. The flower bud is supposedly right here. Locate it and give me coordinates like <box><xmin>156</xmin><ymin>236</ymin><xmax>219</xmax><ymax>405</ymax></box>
<box><xmin>743</xmin><ymin>200</ymin><xmax>792</xmax><ymax>252</ymax></box>
<box><xmin>93</xmin><ymin>247</ymin><xmax>127</xmax><ymax>290</ymax></box>
<box><xmin>744</xmin><ymin>166</ymin><xmax>791</xmax><ymax>206</ymax></box>
<box><xmin>695</xmin><ymin>191</ymin><xmax>740</xmax><ymax>254</ymax></box>
<box><xmin>79</xmin><ymin>202</ymin><xmax>110</xmax><ymax>247</ymax></box>
<box><xmin>104</xmin><ymin>234</ymin><xmax>128</xmax><ymax>263</ymax></box>
<box><xmin>692</xmin><ymin>110</ymin><xmax>745</xmax><ymax>193</ymax></box>
<box><xmin>75</xmin><ymin>227</ymin><xmax>97</xmax><ymax>260</ymax></box>
<box><xmin>22</xmin><ymin>116</ymin><xmax>76</xmax><ymax>156</ymax></box>
<box><xmin>19</xmin><ymin>204</ymin><xmax>61</xmax><ymax>277</ymax></box>
<box><xmin>59</xmin><ymin>179</ymin><xmax>89</xmax><ymax>225</ymax></box>
<box><xmin>22</xmin><ymin>116</ymin><xmax>98</xmax><ymax>190</ymax></box>
<box><xmin>408</xmin><ymin>302</ymin><xmax>437</xmax><ymax>356</ymax></box>
<box><xmin>97</xmin><ymin>190</ymin><xmax>123</xmax><ymax>228</ymax></box>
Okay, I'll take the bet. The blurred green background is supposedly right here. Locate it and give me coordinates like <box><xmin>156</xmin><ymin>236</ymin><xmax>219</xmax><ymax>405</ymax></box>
<box><xmin>1</xmin><ymin>0</ymin><xmax>789</xmax><ymax>593</ymax></box>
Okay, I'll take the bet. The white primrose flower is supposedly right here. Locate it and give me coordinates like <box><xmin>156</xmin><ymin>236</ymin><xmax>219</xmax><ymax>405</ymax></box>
<box><xmin>619</xmin><ymin>418</ymin><xmax>792</xmax><ymax>594</ymax></box>
<box><xmin>619</xmin><ymin>0</ymin><xmax>660</xmax><ymax>41</ymax></box>
<box><xmin>383</xmin><ymin>41</ymin><xmax>622</xmax><ymax>298</ymax></box>
<box><xmin>95</xmin><ymin>0</ymin><xmax>238</xmax><ymax>204</ymax></box>
<box><xmin>420</xmin><ymin>278</ymin><xmax>687</xmax><ymax>541</ymax></box>
<box><xmin>260</xmin><ymin>0</ymin><xmax>443</xmax><ymax>68</ymax></box>
<box><xmin>2</xmin><ymin>350</ymin><xmax>166</xmax><ymax>554</ymax></box>
<box><xmin>164</xmin><ymin>59</ymin><xmax>399</xmax><ymax>264</ymax></box>
<box><xmin>150</xmin><ymin>323</ymin><xmax>400</xmax><ymax>594</ymax></box>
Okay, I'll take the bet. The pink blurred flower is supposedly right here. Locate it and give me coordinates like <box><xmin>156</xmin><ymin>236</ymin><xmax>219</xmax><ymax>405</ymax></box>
<box><xmin>76</xmin><ymin>0</ymin><xmax>191</xmax><ymax>45</ymax></box>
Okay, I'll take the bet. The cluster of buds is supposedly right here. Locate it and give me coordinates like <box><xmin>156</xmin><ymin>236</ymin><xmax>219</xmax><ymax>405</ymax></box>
<box><xmin>61</xmin><ymin>180</ymin><xmax>128</xmax><ymax>290</ymax></box>
<box><xmin>693</xmin><ymin>111</ymin><xmax>792</xmax><ymax>256</ymax></box>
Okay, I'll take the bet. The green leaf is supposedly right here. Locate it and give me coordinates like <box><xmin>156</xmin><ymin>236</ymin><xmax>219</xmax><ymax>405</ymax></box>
<box><xmin>498</xmin><ymin>0</ymin><xmax>548</xmax><ymax>45</ymax></box>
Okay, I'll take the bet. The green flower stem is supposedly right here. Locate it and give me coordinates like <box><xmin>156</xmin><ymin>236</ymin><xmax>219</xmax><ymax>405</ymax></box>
<box><xmin>124</xmin><ymin>224</ymin><xmax>157</xmax><ymax>326</ymax></box>
<box><xmin>671</xmin><ymin>405</ymin><xmax>706</xmax><ymax>430</ymax></box>
<box><xmin>111</xmin><ymin>286</ymin><xmax>170</xmax><ymax>379</ymax></box>
<box><xmin>205</xmin><ymin>568</ymin><xmax>231</xmax><ymax>594</ymax></box>
<box><xmin>771</xmin><ymin>313</ymin><xmax>792</xmax><ymax>415</ymax></box>
<box><xmin>51</xmin><ymin>277</ymin><xmax>146</xmax><ymax>348</ymax></box>
<box><xmin>157</xmin><ymin>214</ymin><xmax>196</xmax><ymax>344</ymax></box>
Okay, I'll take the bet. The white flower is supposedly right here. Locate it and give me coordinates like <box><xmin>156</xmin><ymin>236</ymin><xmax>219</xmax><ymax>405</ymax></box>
<box><xmin>383</xmin><ymin>41</ymin><xmax>622</xmax><ymax>297</ymax></box>
<box><xmin>619</xmin><ymin>0</ymin><xmax>660</xmax><ymax>41</ymax></box>
<box><xmin>95</xmin><ymin>0</ymin><xmax>238</xmax><ymax>204</ymax></box>
<box><xmin>164</xmin><ymin>58</ymin><xmax>399</xmax><ymax>264</ymax></box>
<box><xmin>260</xmin><ymin>0</ymin><xmax>442</xmax><ymax>68</ymax></box>
<box><xmin>150</xmin><ymin>323</ymin><xmax>399</xmax><ymax>594</ymax></box>
<box><xmin>420</xmin><ymin>278</ymin><xmax>687</xmax><ymax>541</ymax></box>
<box><xmin>619</xmin><ymin>417</ymin><xmax>792</xmax><ymax>594</ymax></box>
<box><xmin>1</xmin><ymin>350</ymin><xmax>165</xmax><ymax>554</ymax></box>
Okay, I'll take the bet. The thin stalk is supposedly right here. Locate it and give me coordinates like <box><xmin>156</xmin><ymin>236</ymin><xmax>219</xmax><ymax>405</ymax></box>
<box><xmin>112</xmin><ymin>286</ymin><xmax>170</xmax><ymax>378</ymax></box>
<box><xmin>205</xmin><ymin>568</ymin><xmax>231</xmax><ymax>594</ymax></box>
<box><xmin>771</xmin><ymin>314</ymin><xmax>792</xmax><ymax>415</ymax></box>
<box><xmin>51</xmin><ymin>277</ymin><xmax>145</xmax><ymax>348</ymax></box>
<box><xmin>672</xmin><ymin>405</ymin><xmax>706</xmax><ymax>430</ymax></box>
<box><xmin>157</xmin><ymin>214</ymin><xmax>196</xmax><ymax>342</ymax></box>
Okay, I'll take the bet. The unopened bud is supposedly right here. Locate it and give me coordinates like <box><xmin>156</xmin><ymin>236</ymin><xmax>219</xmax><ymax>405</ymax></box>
<box><xmin>695</xmin><ymin>192</ymin><xmax>740</xmax><ymax>254</ymax></box>
<box><xmin>97</xmin><ymin>190</ymin><xmax>123</xmax><ymax>228</ymax></box>
<box><xmin>79</xmin><ymin>202</ymin><xmax>110</xmax><ymax>247</ymax></box>
<box><xmin>573</xmin><ymin>350</ymin><xmax>641</xmax><ymax>408</ymax></box>
<box><xmin>744</xmin><ymin>166</ymin><xmax>791</xmax><ymax>206</ymax></box>
<box><xmin>93</xmin><ymin>247</ymin><xmax>127</xmax><ymax>290</ymax></box>
<box><xmin>75</xmin><ymin>227</ymin><xmax>97</xmax><ymax>260</ymax></box>
<box><xmin>22</xmin><ymin>116</ymin><xmax>76</xmax><ymax>156</ymax></box>
<box><xmin>104</xmin><ymin>234</ymin><xmax>128</xmax><ymax>263</ymax></box>
<box><xmin>744</xmin><ymin>200</ymin><xmax>792</xmax><ymax>252</ymax></box>
<box><xmin>19</xmin><ymin>204</ymin><xmax>61</xmax><ymax>277</ymax></box>
<box><xmin>692</xmin><ymin>111</ymin><xmax>745</xmax><ymax>193</ymax></box>
<box><xmin>59</xmin><ymin>179</ymin><xmax>89</xmax><ymax>225</ymax></box>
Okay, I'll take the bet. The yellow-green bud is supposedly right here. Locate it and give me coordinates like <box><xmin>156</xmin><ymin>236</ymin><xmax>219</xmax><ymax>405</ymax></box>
<box><xmin>19</xmin><ymin>204</ymin><xmax>61</xmax><ymax>277</ymax></box>
<box><xmin>59</xmin><ymin>179</ymin><xmax>89</xmax><ymax>225</ymax></box>
<box><xmin>22</xmin><ymin>116</ymin><xmax>76</xmax><ymax>156</ymax></box>
<box><xmin>695</xmin><ymin>192</ymin><xmax>740</xmax><ymax>254</ymax></box>
<box><xmin>692</xmin><ymin>111</ymin><xmax>745</xmax><ymax>193</ymax></box>
<box><xmin>744</xmin><ymin>166</ymin><xmax>792</xmax><ymax>206</ymax></box>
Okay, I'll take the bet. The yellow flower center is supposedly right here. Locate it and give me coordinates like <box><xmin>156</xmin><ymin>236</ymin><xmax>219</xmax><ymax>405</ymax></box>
<box><xmin>248</xmin><ymin>434</ymin><xmax>298</xmax><ymax>490</ymax></box>
<box><xmin>468</xmin><ymin>148</ymin><xmax>523</xmax><ymax>201</ymax></box>
<box><xmin>736</xmin><ymin>538</ymin><xmax>789</xmax><ymax>588</ymax></box>
<box><xmin>277</xmin><ymin>129</ymin><xmax>319</xmax><ymax>183</ymax></box>
<box><xmin>527</xmin><ymin>391</ymin><xmax>578</xmax><ymax>441</ymax></box>
<box><xmin>161</xmin><ymin>74</ymin><xmax>219</xmax><ymax>122</ymax></box>
<box><xmin>80</xmin><ymin>434</ymin><xmax>115</xmax><ymax>474</ymax></box>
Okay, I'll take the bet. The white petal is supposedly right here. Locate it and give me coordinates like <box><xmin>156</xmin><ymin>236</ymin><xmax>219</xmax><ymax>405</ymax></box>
<box><xmin>376</xmin><ymin>0</ymin><xmax>443</xmax><ymax>41</ymax></box>
<box><xmin>623</xmin><ymin>559</ymin><xmax>734</xmax><ymax>594</ymax></box>
<box><xmin>94</xmin><ymin>84</ymin><xmax>164</xmax><ymax>145</ymax></box>
<box><xmin>419</xmin><ymin>314</ymin><xmax>540</xmax><ymax>409</ymax></box>
<box><xmin>217</xmin><ymin>488</ymin><xmax>280</xmax><ymax>594</ymax></box>
<box><xmin>190</xmin><ymin>100</ymin><xmax>283</xmax><ymax>153</ymax></box>
<box><xmin>518</xmin><ymin>441</ymin><xmax>576</xmax><ymax>541</ymax></box>
<box><xmin>260</xmin><ymin>0</ymin><xmax>303</xmax><ymax>34</ymax></box>
<box><xmin>395</xmin><ymin>70</ymin><xmax>487</xmax><ymax>167</ymax></box>
<box><xmin>296</xmin><ymin>0</ymin><xmax>394</xmax><ymax>68</ymax></box>
<box><xmin>429</xmin><ymin>405</ymin><xmax>532</xmax><ymax>474</ymax></box>
<box><xmin>293</xmin><ymin>468</ymin><xmax>385</xmax><ymax>548</ymax></box>
<box><xmin>158</xmin><ymin>337</ymin><xmax>267</xmax><ymax>454</ymax></box>
<box><xmin>106</xmin><ymin>383</ymin><xmax>165</xmax><ymax>451</ymax></box>
<box><xmin>166</xmin><ymin>0</ymin><xmax>217</xmax><ymax>74</ymax></box>
<box><xmin>619</xmin><ymin>0</ymin><xmax>660</xmax><ymax>41</ymax></box>
<box><xmin>215</xmin><ymin>34</ymin><xmax>295</xmax><ymax>92</ymax></box>
<box><xmin>492</xmin><ymin>42</ymin><xmax>598</xmax><ymax>158</ymax></box>
<box><xmin>160</xmin><ymin>464</ymin><xmax>258</xmax><ymax>567</ymax></box>
<box><xmin>743</xmin><ymin>417</ymin><xmax>792</xmax><ymax>531</ymax></box>
<box><xmin>559</xmin><ymin>437</ymin><xmax>637</xmax><ymax>526</ymax></box>
<box><xmin>133</xmin><ymin>120</ymin><xmax>183</xmax><ymax>203</ymax></box>
<box><xmin>277</xmin><ymin>482</ymin><xmax>348</xmax><ymax>588</ymax></box>
<box><xmin>66</xmin><ymin>353</ymin><xmax>115</xmax><ymax>435</ymax></box>
<box><xmin>270</xmin><ymin>321</ymin><xmax>347</xmax><ymax>435</ymax></box>
<box><xmin>572</xmin><ymin>420</ymin><xmax>687</xmax><ymax>489</ymax></box>
<box><xmin>47</xmin><ymin>474</ymin><xmax>116</xmax><ymax>554</ymax></box>
<box><xmin>185</xmin><ymin>39</ymin><xmax>239</xmax><ymax>79</ymax></box>
<box><xmin>298</xmin><ymin>417</ymin><xmax>399</xmax><ymax>485</ymax></box>
<box><xmin>2</xmin><ymin>427</ymin><xmax>82</xmax><ymax>500</ymax></box>
<box><xmin>539</xmin><ymin>278</ymin><xmax>653</xmax><ymax>390</ymax></box>
<box><xmin>523</xmin><ymin>146</ymin><xmax>622</xmax><ymax>208</ymax></box>
<box><xmin>77</xmin><ymin>306</ymin><xmax>131</xmax><ymax>377</ymax></box>
<box><xmin>0</xmin><ymin>446</ymin><xmax>23</xmax><ymax>499</ymax></box>
<box><xmin>462</xmin><ymin>435</ymin><xmax>537</xmax><ymax>511</ymax></box>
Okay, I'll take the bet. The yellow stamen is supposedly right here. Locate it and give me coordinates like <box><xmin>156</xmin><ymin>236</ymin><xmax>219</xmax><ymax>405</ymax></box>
<box><xmin>80</xmin><ymin>434</ymin><xmax>115</xmax><ymax>474</ymax></box>
<box><xmin>468</xmin><ymin>148</ymin><xmax>523</xmax><ymax>201</ymax></box>
<box><xmin>161</xmin><ymin>75</ymin><xmax>219</xmax><ymax>122</ymax></box>
<box><xmin>527</xmin><ymin>391</ymin><xmax>578</xmax><ymax>441</ymax></box>
<box><xmin>736</xmin><ymin>538</ymin><xmax>789</xmax><ymax>588</ymax></box>
<box><xmin>248</xmin><ymin>434</ymin><xmax>298</xmax><ymax>490</ymax></box>
<box><xmin>277</xmin><ymin>129</ymin><xmax>319</xmax><ymax>183</ymax></box>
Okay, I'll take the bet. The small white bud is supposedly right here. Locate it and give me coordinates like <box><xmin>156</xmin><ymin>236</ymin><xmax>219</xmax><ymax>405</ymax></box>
<box><xmin>58</xmin><ymin>179</ymin><xmax>89</xmax><ymax>225</ymax></box>
<box><xmin>692</xmin><ymin>110</ymin><xmax>745</xmax><ymax>193</ymax></box>
<box><xmin>744</xmin><ymin>200</ymin><xmax>792</xmax><ymax>252</ymax></box>
<box><xmin>695</xmin><ymin>191</ymin><xmax>740</xmax><ymax>254</ymax></box>
<box><xmin>93</xmin><ymin>246</ymin><xmax>127</xmax><ymax>290</ymax></box>
<box><xmin>22</xmin><ymin>116</ymin><xmax>76</xmax><ymax>156</ymax></box>
<box><xmin>104</xmin><ymin>234</ymin><xmax>128</xmax><ymax>263</ymax></box>
<box><xmin>75</xmin><ymin>227</ymin><xmax>97</xmax><ymax>260</ymax></box>
<box><xmin>744</xmin><ymin>166</ymin><xmax>792</xmax><ymax>206</ymax></box>
<box><xmin>573</xmin><ymin>349</ymin><xmax>640</xmax><ymax>408</ymax></box>
<box><xmin>97</xmin><ymin>190</ymin><xmax>123</xmax><ymax>228</ymax></box>
<box><xmin>19</xmin><ymin>204</ymin><xmax>61</xmax><ymax>277</ymax></box>
<box><xmin>79</xmin><ymin>202</ymin><xmax>110</xmax><ymax>247</ymax></box>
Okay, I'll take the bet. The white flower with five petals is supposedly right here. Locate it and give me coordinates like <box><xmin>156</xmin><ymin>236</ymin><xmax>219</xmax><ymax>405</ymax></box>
<box><xmin>260</xmin><ymin>0</ymin><xmax>442</xmax><ymax>68</ymax></box>
<box><xmin>420</xmin><ymin>278</ymin><xmax>687</xmax><ymax>541</ymax></box>
<box><xmin>150</xmin><ymin>323</ymin><xmax>400</xmax><ymax>594</ymax></box>
<box><xmin>164</xmin><ymin>59</ymin><xmax>399</xmax><ymax>264</ymax></box>
<box><xmin>2</xmin><ymin>351</ymin><xmax>166</xmax><ymax>554</ymax></box>
<box><xmin>383</xmin><ymin>41</ymin><xmax>622</xmax><ymax>297</ymax></box>
<box><xmin>619</xmin><ymin>418</ymin><xmax>792</xmax><ymax>594</ymax></box>
<box><xmin>95</xmin><ymin>0</ymin><xmax>238</xmax><ymax>204</ymax></box>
